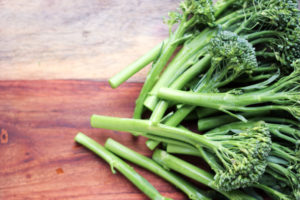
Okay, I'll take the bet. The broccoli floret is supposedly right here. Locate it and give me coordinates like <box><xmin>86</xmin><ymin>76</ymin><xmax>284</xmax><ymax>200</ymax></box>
<box><xmin>210</xmin><ymin>31</ymin><xmax>257</xmax><ymax>75</ymax></box>
<box><xmin>206</xmin><ymin>121</ymin><xmax>271</xmax><ymax>191</ymax></box>
<box><xmin>207</xmin><ymin>121</ymin><xmax>300</xmax><ymax>198</ymax></box>
<box><xmin>180</xmin><ymin>0</ymin><xmax>215</xmax><ymax>26</ymax></box>
<box><xmin>193</xmin><ymin>31</ymin><xmax>257</xmax><ymax>92</ymax></box>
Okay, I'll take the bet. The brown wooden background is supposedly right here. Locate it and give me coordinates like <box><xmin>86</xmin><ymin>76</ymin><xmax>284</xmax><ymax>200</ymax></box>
<box><xmin>0</xmin><ymin>0</ymin><xmax>190</xmax><ymax>199</ymax></box>
<box><xmin>1</xmin><ymin>0</ymin><xmax>299</xmax><ymax>199</ymax></box>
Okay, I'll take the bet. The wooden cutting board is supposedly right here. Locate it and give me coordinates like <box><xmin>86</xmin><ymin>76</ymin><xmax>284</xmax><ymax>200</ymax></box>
<box><xmin>0</xmin><ymin>81</ymin><xmax>187</xmax><ymax>200</ymax></box>
<box><xmin>0</xmin><ymin>0</ymin><xmax>188</xmax><ymax>199</ymax></box>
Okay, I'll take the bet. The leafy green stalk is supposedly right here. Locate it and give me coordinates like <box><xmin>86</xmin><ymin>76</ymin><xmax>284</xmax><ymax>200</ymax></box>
<box><xmin>133</xmin><ymin>0</ymin><xmax>215</xmax><ymax>119</ymax></box>
<box><xmin>105</xmin><ymin>138</ymin><xmax>211</xmax><ymax>200</ymax></box>
<box><xmin>157</xmin><ymin>67</ymin><xmax>300</xmax><ymax>121</ymax></box>
<box><xmin>74</xmin><ymin>133</ymin><xmax>172</xmax><ymax>200</ymax></box>
<box><xmin>108</xmin><ymin>40</ymin><xmax>167</xmax><ymax>88</ymax></box>
<box><xmin>152</xmin><ymin>149</ymin><xmax>256</xmax><ymax>200</ymax></box>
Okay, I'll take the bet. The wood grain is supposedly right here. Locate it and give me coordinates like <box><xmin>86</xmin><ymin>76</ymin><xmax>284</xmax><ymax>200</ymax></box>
<box><xmin>0</xmin><ymin>81</ymin><xmax>189</xmax><ymax>200</ymax></box>
<box><xmin>0</xmin><ymin>0</ymin><xmax>180</xmax><ymax>81</ymax></box>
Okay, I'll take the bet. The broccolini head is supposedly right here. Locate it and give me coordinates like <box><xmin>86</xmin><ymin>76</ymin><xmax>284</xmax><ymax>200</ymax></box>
<box><xmin>180</xmin><ymin>0</ymin><xmax>215</xmax><ymax>25</ymax></box>
<box><xmin>209</xmin><ymin>121</ymin><xmax>272</xmax><ymax>191</ymax></box>
<box><xmin>210</xmin><ymin>31</ymin><xmax>257</xmax><ymax>76</ymax></box>
<box><xmin>257</xmin><ymin>0</ymin><xmax>299</xmax><ymax>30</ymax></box>
<box><xmin>166</xmin><ymin>0</ymin><xmax>215</xmax><ymax>31</ymax></box>
<box><xmin>283</xmin><ymin>28</ymin><xmax>300</xmax><ymax>66</ymax></box>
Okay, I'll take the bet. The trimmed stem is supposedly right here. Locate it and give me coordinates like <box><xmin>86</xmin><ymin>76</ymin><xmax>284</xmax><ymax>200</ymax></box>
<box><xmin>252</xmin><ymin>184</ymin><xmax>290</xmax><ymax>200</ymax></box>
<box><xmin>133</xmin><ymin>16</ymin><xmax>190</xmax><ymax>118</ymax></box>
<box><xmin>74</xmin><ymin>133</ymin><xmax>170</xmax><ymax>200</ymax></box>
<box><xmin>157</xmin><ymin>88</ymin><xmax>287</xmax><ymax>111</ymax></box>
<box><xmin>150</xmin><ymin>54</ymin><xmax>212</xmax><ymax>123</ymax></box>
<box><xmin>152</xmin><ymin>150</ymin><xmax>256</xmax><ymax>200</ymax></box>
<box><xmin>108</xmin><ymin>40</ymin><xmax>166</xmax><ymax>88</ymax></box>
<box><xmin>91</xmin><ymin>115</ymin><xmax>218</xmax><ymax>150</ymax></box>
<box><xmin>105</xmin><ymin>138</ymin><xmax>210</xmax><ymax>200</ymax></box>
<box><xmin>144</xmin><ymin>30</ymin><xmax>214</xmax><ymax>111</ymax></box>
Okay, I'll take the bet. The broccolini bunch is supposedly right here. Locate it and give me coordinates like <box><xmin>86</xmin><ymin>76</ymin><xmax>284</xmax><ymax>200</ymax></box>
<box><xmin>74</xmin><ymin>0</ymin><xmax>300</xmax><ymax>199</ymax></box>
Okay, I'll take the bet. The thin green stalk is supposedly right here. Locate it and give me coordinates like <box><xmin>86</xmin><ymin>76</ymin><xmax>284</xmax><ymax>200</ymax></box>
<box><xmin>256</xmin><ymin>51</ymin><xmax>276</xmax><ymax>58</ymax></box>
<box><xmin>252</xmin><ymin>184</ymin><xmax>290</xmax><ymax>200</ymax></box>
<box><xmin>245</xmin><ymin>30</ymin><xmax>282</xmax><ymax>40</ymax></box>
<box><xmin>197</xmin><ymin>111</ymin><xmax>268</xmax><ymax>131</ymax></box>
<box><xmin>270</xmin><ymin>129</ymin><xmax>297</xmax><ymax>144</ymax></box>
<box><xmin>269</xmin><ymin>123</ymin><xmax>300</xmax><ymax>138</ymax></box>
<box><xmin>196</xmin><ymin>108</ymin><xmax>218</xmax><ymax>118</ymax></box>
<box><xmin>143</xmin><ymin>30</ymin><xmax>215</xmax><ymax>111</ymax></box>
<box><xmin>91</xmin><ymin>115</ymin><xmax>218</xmax><ymax>150</ymax></box>
<box><xmin>152</xmin><ymin>149</ymin><xmax>256</xmax><ymax>200</ymax></box>
<box><xmin>252</xmin><ymin>66</ymin><xmax>278</xmax><ymax>73</ymax></box>
<box><xmin>74</xmin><ymin>133</ymin><xmax>171</xmax><ymax>200</ymax></box>
<box><xmin>145</xmin><ymin>54</ymin><xmax>212</xmax><ymax>150</ymax></box>
<box><xmin>108</xmin><ymin>40</ymin><xmax>167</xmax><ymax>88</ymax></box>
<box><xmin>250</xmin><ymin>38</ymin><xmax>277</xmax><ymax>46</ymax></box>
<box><xmin>214</xmin><ymin>0</ymin><xmax>236</xmax><ymax>17</ymax></box>
<box><xmin>157</xmin><ymin>88</ymin><xmax>291</xmax><ymax>113</ymax></box>
<box><xmin>271</xmin><ymin>144</ymin><xmax>299</xmax><ymax>163</ymax></box>
<box><xmin>133</xmin><ymin>14</ymin><xmax>193</xmax><ymax>119</ymax></box>
<box><xmin>150</xmin><ymin>54</ymin><xmax>212</xmax><ymax>123</ymax></box>
<box><xmin>253</xmin><ymin>117</ymin><xmax>300</xmax><ymax>128</ymax></box>
<box><xmin>268</xmin><ymin>162</ymin><xmax>298</xmax><ymax>184</ymax></box>
<box><xmin>236</xmin><ymin>74</ymin><xmax>274</xmax><ymax>83</ymax></box>
<box><xmin>166</xmin><ymin>143</ymin><xmax>223</xmax><ymax>172</ymax></box>
<box><xmin>105</xmin><ymin>138</ymin><xmax>211</xmax><ymax>200</ymax></box>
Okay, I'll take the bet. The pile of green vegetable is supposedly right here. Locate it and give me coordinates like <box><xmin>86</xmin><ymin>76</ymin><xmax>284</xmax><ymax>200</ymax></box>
<box><xmin>75</xmin><ymin>0</ymin><xmax>300</xmax><ymax>199</ymax></box>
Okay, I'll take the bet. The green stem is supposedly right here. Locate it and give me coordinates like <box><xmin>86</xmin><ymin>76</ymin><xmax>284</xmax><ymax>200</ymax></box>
<box><xmin>152</xmin><ymin>150</ymin><xmax>256</xmax><ymax>200</ymax></box>
<box><xmin>108</xmin><ymin>40</ymin><xmax>166</xmax><ymax>88</ymax></box>
<box><xmin>150</xmin><ymin>54</ymin><xmax>212</xmax><ymax>123</ymax></box>
<box><xmin>236</xmin><ymin>74</ymin><xmax>273</xmax><ymax>83</ymax></box>
<box><xmin>256</xmin><ymin>51</ymin><xmax>276</xmax><ymax>58</ymax></box>
<box><xmin>270</xmin><ymin>129</ymin><xmax>297</xmax><ymax>144</ymax></box>
<box><xmin>271</xmin><ymin>144</ymin><xmax>299</xmax><ymax>163</ymax></box>
<box><xmin>166</xmin><ymin>143</ymin><xmax>223</xmax><ymax>172</ymax></box>
<box><xmin>252</xmin><ymin>184</ymin><xmax>290</xmax><ymax>200</ymax></box>
<box><xmin>252</xmin><ymin>66</ymin><xmax>278</xmax><ymax>73</ymax></box>
<box><xmin>196</xmin><ymin>108</ymin><xmax>218</xmax><ymax>118</ymax></box>
<box><xmin>250</xmin><ymin>37</ymin><xmax>277</xmax><ymax>46</ymax></box>
<box><xmin>245</xmin><ymin>30</ymin><xmax>281</xmax><ymax>40</ymax></box>
<box><xmin>268</xmin><ymin>162</ymin><xmax>298</xmax><ymax>184</ymax></box>
<box><xmin>133</xmin><ymin>16</ymin><xmax>190</xmax><ymax>119</ymax></box>
<box><xmin>257</xmin><ymin>117</ymin><xmax>300</xmax><ymax>128</ymax></box>
<box><xmin>143</xmin><ymin>30</ymin><xmax>215</xmax><ymax>111</ymax></box>
<box><xmin>214</xmin><ymin>0</ymin><xmax>236</xmax><ymax>18</ymax></box>
<box><xmin>269</xmin><ymin>123</ymin><xmax>300</xmax><ymax>138</ymax></box>
<box><xmin>91</xmin><ymin>114</ymin><xmax>218</xmax><ymax>150</ymax></box>
<box><xmin>74</xmin><ymin>133</ymin><xmax>171</xmax><ymax>200</ymax></box>
<box><xmin>197</xmin><ymin>111</ymin><xmax>268</xmax><ymax>132</ymax></box>
<box><xmin>105</xmin><ymin>138</ymin><xmax>210</xmax><ymax>200</ymax></box>
<box><xmin>157</xmin><ymin>88</ymin><xmax>287</xmax><ymax>111</ymax></box>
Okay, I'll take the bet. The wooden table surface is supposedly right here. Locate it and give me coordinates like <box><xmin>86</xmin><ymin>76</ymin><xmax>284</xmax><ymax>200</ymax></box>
<box><xmin>1</xmin><ymin>0</ymin><xmax>299</xmax><ymax>199</ymax></box>
<box><xmin>0</xmin><ymin>0</ymin><xmax>189</xmax><ymax>199</ymax></box>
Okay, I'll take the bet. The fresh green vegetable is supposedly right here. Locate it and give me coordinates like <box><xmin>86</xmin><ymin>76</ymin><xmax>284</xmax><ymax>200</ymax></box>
<box><xmin>74</xmin><ymin>133</ymin><xmax>172</xmax><ymax>200</ymax></box>
<box><xmin>74</xmin><ymin>0</ymin><xmax>300</xmax><ymax>199</ymax></box>
<box><xmin>105</xmin><ymin>138</ymin><xmax>211</xmax><ymax>200</ymax></box>
<box><xmin>133</xmin><ymin>0</ymin><xmax>216</xmax><ymax>119</ymax></box>
<box><xmin>157</xmin><ymin>67</ymin><xmax>300</xmax><ymax>121</ymax></box>
<box><xmin>91</xmin><ymin>115</ymin><xmax>272</xmax><ymax>191</ymax></box>
<box><xmin>152</xmin><ymin>149</ymin><xmax>257</xmax><ymax>200</ymax></box>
